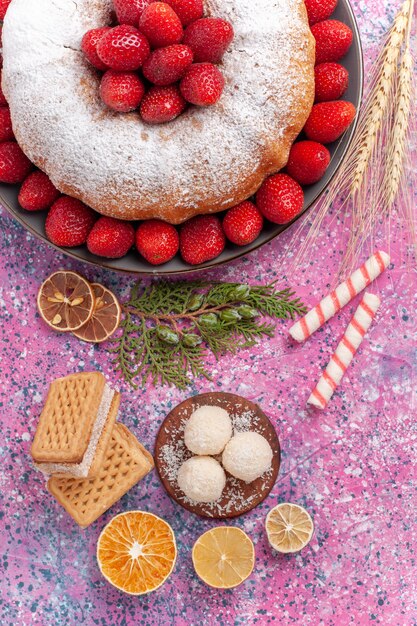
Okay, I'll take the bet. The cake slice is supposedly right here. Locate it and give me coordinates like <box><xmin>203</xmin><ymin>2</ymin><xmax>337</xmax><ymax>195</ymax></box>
<box><xmin>31</xmin><ymin>372</ymin><xmax>118</xmax><ymax>478</ymax></box>
<box><xmin>48</xmin><ymin>424</ymin><xmax>154</xmax><ymax>528</ymax></box>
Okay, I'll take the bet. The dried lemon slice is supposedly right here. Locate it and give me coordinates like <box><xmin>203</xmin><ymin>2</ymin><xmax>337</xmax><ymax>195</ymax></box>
<box><xmin>97</xmin><ymin>511</ymin><xmax>177</xmax><ymax>595</ymax></box>
<box><xmin>73</xmin><ymin>283</ymin><xmax>121</xmax><ymax>343</ymax></box>
<box><xmin>37</xmin><ymin>271</ymin><xmax>95</xmax><ymax>332</ymax></box>
<box><xmin>192</xmin><ymin>526</ymin><xmax>254</xmax><ymax>589</ymax></box>
<box><xmin>266</xmin><ymin>503</ymin><xmax>314</xmax><ymax>553</ymax></box>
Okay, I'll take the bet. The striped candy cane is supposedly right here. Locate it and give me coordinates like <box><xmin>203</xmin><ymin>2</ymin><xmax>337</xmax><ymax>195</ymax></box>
<box><xmin>289</xmin><ymin>251</ymin><xmax>389</xmax><ymax>342</ymax></box>
<box><xmin>307</xmin><ymin>292</ymin><xmax>381</xmax><ymax>409</ymax></box>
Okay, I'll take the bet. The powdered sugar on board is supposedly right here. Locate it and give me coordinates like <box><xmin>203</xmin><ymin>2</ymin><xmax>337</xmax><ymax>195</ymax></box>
<box><xmin>155</xmin><ymin>392</ymin><xmax>280</xmax><ymax>519</ymax></box>
<box><xmin>2</xmin><ymin>0</ymin><xmax>314</xmax><ymax>223</ymax></box>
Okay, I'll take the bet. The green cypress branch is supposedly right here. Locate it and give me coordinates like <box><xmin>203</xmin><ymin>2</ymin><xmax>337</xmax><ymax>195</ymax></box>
<box><xmin>109</xmin><ymin>279</ymin><xmax>306</xmax><ymax>389</ymax></box>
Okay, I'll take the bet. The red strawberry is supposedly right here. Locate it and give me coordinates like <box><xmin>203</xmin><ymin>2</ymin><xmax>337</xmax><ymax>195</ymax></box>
<box><xmin>113</xmin><ymin>0</ymin><xmax>151</xmax><ymax>25</ymax></box>
<box><xmin>312</xmin><ymin>20</ymin><xmax>353</xmax><ymax>65</ymax></box>
<box><xmin>0</xmin><ymin>70</ymin><xmax>8</xmax><ymax>106</ymax></box>
<box><xmin>223</xmin><ymin>201</ymin><xmax>264</xmax><ymax>246</ymax></box>
<box><xmin>140</xmin><ymin>84</ymin><xmax>186</xmax><ymax>123</ymax></box>
<box><xmin>81</xmin><ymin>27</ymin><xmax>111</xmax><ymax>71</ymax></box>
<box><xmin>139</xmin><ymin>3</ymin><xmax>183</xmax><ymax>48</ymax></box>
<box><xmin>286</xmin><ymin>141</ymin><xmax>331</xmax><ymax>185</ymax></box>
<box><xmin>0</xmin><ymin>142</ymin><xmax>32</xmax><ymax>184</ymax></box>
<box><xmin>314</xmin><ymin>62</ymin><xmax>349</xmax><ymax>102</ymax></box>
<box><xmin>18</xmin><ymin>171</ymin><xmax>60</xmax><ymax>211</ymax></box>
<box><xmin>256</xmin><ymin>174</ymin><xmax>304</xmax><ymax>224</ymax></box>
<box><xmin>0</xmin><ymin>106</ymin><xmax>14</xmax><ymax>142</ymax></box>
<box><xmin>180</xmin><ymin>215</ymin><xmax>225</xmax><ymax>265</ymax></box>
<box><xmin>0</xmin><ymin>0</ymin><xmax>11</xmax><ymax>20</ymax></box>
<box><xmin>100</xmin><ymin>70</ymin><xmax>145</xmax><ymax>112</ymax></box>
<box><xmin>87</xmin><ymin>216</ymin><xmax>135</xmax><ymax>258</ymax></box>
<box><xmin>304</xmin><ymin>0</ymin><xmax>337</xmax><ymax>25</ymax></box>
<box><xmin>136</xmin><ymin>219</ymin><xmax>179</xmax><ymax>264</ymax></box>
<box><xmin>45</xmin><ymin>197</ymin><xmax>96</xmax><ymax>247</ymax></box>
<box><xmin>97</xmin><ymin>25</ymin><xmax>150</xmax><ymax>71</ymax></box>
<box><xmin>304</xmin><ymin>101</ymin><xmax>356</xmax><ymax>143</ymax></box>
<box><xmin>183</xmin><ymin>18</ymin><xmax>234</xmax><ymax>63</ymax></box>
<box><xmin>160</xmin><ymin>0</ymin><xmax>203</xmax><ymax>27</ymax></box>
<box><xmin>180</xmin><ymin>63</ymin><xmax>224</xmax><ymax>106</ymax></box>
<box><xmin>142</xmin><ymin>44</ymin><xmax>193</xmax><ymax>85</ymax></box>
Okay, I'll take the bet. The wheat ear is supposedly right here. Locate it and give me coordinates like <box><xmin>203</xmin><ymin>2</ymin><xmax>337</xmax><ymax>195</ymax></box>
<box><xmin>385</xmin><ymin>50</ymin><xmax>413</xmax><ymax>207</ymax></box>
<box><xmin>350</xmin><ymin>0</ymin><xmax>413</xmax><ymax>194</ymax></box>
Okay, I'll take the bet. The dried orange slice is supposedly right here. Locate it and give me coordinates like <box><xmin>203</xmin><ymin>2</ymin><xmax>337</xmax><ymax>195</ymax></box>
<box><xmin>97</xmin><ymin>511</ymin><xmax>177</xmax><ymax>595</ymax></box>
<box><xmin>192</xmin><ymin>527</ymin><xmax>254</xmax><ymax>589</ymax></box>
<box><xmin>266</xmin><ymin>503</ymin><xmax>314</xmax><ymax>554</ymax></box>
<box><xmin>37</xmin><ymin>271</ymin><xmax>95</xmax><ymax>332</ymax></box>
<box><xmin>73</xmin><ymin>283</ymin><xmax>121</xmax><ymax>343</ymax></box>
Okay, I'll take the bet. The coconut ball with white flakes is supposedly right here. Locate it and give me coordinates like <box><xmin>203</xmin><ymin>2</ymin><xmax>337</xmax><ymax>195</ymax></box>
<box><xmin>184</xmin><ymin>405</ymin><xmax>232</xmax><ymax>455</ymax></box>
<box><xmin>177</xmin><ymin>456</ymin><xmax>226</xmax><ymax>503</ymax></box>
<box><xmin>222</xmin><ymin>431</ymin><xmax>273</xmax><ymax>483</ymax></box>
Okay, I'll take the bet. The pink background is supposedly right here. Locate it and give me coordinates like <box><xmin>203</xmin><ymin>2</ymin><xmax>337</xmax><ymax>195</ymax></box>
<box><xmin>1</xmin><ymin>0</ymin><xmax>417</xmax><ymax>624</ymax></box>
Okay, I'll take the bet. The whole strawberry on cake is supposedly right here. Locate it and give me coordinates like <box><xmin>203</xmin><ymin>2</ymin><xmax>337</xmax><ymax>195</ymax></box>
<box><xmin>2</xmin><ymin>0</ymin><xmax>315</xmax><ymax>224</ymax></box>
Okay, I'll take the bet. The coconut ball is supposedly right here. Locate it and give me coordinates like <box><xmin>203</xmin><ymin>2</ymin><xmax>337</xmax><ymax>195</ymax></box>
<box><xmin>177</xmin><ymin>456</ymin><xmax>226</xmax><ymax>503</ymax></box>
<box><xmin>222</xmin><ymin>431</ymin><xmax>273</xmax><ymax>483</ymax></box>
<box><xmin>184</xmin><ymin>405</ymin><xmax>232</xmax><ymax>455</ymax></box>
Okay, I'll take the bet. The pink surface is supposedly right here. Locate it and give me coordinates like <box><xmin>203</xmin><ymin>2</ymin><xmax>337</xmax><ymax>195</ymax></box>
<box><xmin>1</xmin><ymin>1</ymin><xmax>417</xmax><ymax>624</ymax></box>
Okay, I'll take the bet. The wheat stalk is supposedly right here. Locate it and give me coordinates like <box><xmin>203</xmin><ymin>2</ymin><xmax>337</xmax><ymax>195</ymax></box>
<box><xmin>286</xmin><ymin>0</ymin><xmax>416</xmax><ymax>280</ymax></box>
<box><xmin>344</xmin><ymin>0</ymin><xmax>415</xmax><ymax>270</ymax></box>
<box><xmin>350</xmin><ymin>0</ymin><xmax>413</xmax><ymax>194</ymax></box>
<box><xmin>383</xmin><ymin>52</ymin><xmax>413</xmax><ymax>210</ymax></box>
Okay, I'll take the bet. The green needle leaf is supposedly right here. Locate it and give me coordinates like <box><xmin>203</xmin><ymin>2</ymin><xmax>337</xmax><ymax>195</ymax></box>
<box><xmin>110</xmin><ymin>279</ymin><xmax>306</xmax><ymax>389</ymax></box>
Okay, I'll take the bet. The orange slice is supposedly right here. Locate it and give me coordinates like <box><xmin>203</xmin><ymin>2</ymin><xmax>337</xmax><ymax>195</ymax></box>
<box><xmin>37</xmin><ymin>271</ymin><xmax>95</xmax><ymax>332</ymax></box>
<box><xmin>192</xmin><ymin>526</ymin><xmax>254</xmax><ymax>589</ymax></box>
<box><xmin>97</xmin><ymin>511</ymin><xmax>177</xmax><ymax>595</ymax></box>
<box><xmin>73</xmin><ymin>283</ymin><xmax>121</xmax><ymax>343</ymax></box>
<box><xmin>266</xmin><ymin>503</ymin><xmax>314</xmax><ymax>553</ymax></box>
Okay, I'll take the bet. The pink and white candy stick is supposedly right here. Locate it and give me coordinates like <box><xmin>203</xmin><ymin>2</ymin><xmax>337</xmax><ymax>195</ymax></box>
<box><xmin>307</xmin><ymin>292</ymin><xmax>381</xmax><ymax>409</ymax></box>
<box><xmin>289</xmin><ymin>250</ymin><xmax>389</xmax><ymax>342</ymax></box>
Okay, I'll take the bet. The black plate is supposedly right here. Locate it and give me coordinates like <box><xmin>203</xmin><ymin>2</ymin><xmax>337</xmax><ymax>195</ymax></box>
<box><xmin>1</xmin><ymin>0</ymin><xmax>363</xmax><ymax>275</ymax></box>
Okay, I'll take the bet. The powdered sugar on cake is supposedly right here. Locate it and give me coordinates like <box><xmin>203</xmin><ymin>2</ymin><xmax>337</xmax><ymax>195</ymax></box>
<box><xmin>2</xmin><ymin>0</ymin><xmax>314</xmax><ymax>223</ymax></box>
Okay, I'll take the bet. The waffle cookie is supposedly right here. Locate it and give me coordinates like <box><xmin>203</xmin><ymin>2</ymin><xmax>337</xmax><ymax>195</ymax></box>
<box><xmin>48</xmin><ymin>424</ymin><xmax>154</xmax><ymax>528</ymax></box>
<box><xmin>34</xmin><ymin>391</ymin><xmax>120</xmax><ymax>479</ymax></box>
<box><xmin>31</xmin><ymin>372</ymin><xmax>119</xmax><ymax>479</ymax></box>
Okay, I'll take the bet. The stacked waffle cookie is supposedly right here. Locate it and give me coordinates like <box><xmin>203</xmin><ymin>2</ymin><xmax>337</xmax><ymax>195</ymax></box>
<box><xmin>31</xmin><ymin>372</ymin><xmax>154</xmax><ymax>528</ymax></box>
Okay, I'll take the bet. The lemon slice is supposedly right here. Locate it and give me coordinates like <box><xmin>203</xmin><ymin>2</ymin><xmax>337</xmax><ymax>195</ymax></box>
<box><xmin>192</xmin><ymin>526</ymin><xmax>254</xmax><ymax>589</ymax></box>
<box><xmin>266</xmin><ymin>503</ymin><xmax>314</xmax><ymax>553</ymax></box>
<box><xmin>97</xmin><ymin>511</ymin><xmax>177</xmax><ymax>595</ymax></box>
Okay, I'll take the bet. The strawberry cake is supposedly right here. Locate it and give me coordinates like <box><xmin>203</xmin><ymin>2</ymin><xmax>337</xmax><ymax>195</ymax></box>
<box><xmin>2</xmin><ymin>0</ymin><xmax>315</xmax><ymax>224</ymax></box>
